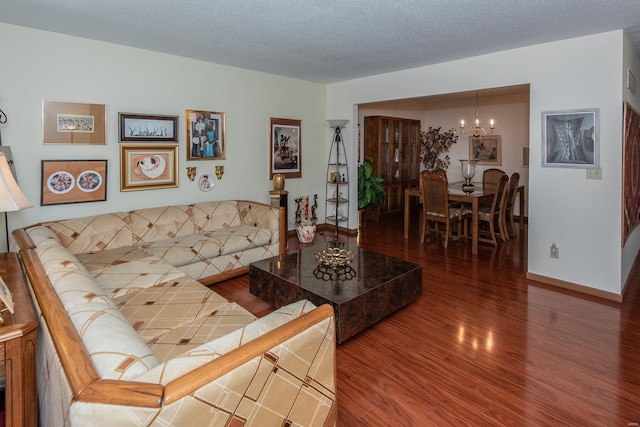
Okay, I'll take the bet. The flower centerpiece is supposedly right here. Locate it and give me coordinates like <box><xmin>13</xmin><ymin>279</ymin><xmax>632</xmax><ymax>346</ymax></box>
<box><xmin>294</xmin><ymin>194</ymin><xmax>317</xmax><ymax>243</ymax></box>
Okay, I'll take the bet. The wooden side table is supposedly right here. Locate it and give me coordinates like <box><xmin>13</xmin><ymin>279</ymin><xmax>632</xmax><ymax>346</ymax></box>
<box><xmin>0</xmin><ymin>252</ymin><xmax>38</xmax><ymax>427</ymax></box>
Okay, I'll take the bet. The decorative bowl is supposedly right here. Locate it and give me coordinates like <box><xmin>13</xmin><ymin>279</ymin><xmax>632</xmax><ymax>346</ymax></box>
<box><xmin>313</xmin><ymin>247</ymin><xmax>356</xmax><ymax>268</ymax></box>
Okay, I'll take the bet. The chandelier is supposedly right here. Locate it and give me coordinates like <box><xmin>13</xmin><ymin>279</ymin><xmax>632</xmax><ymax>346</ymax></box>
<box><xmin>460</xmin><ymin>91</ymin><xmax>494</xmax><ymax>137</ymax></box>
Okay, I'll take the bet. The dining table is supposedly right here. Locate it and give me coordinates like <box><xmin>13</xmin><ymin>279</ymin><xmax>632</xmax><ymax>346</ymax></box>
<box><xmin>404</xmin><ymin>181</ymin><xmax>525</xmax><ymax>254</ymax></box>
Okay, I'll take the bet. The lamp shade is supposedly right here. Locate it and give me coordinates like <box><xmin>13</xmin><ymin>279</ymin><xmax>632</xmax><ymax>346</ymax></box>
<box><xmin>327</xmin><ymin>119</ymin><xmax>349</xmax><ymax>129</ymax></box>
<box><xmin>0</xmin><ymin>153</ymin><xmax>32</xmax><ymax>212</ymax></box>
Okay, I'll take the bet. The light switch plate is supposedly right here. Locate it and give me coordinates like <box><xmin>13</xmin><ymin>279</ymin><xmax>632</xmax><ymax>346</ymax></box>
<box><xmin>586</xmin><ymin>168</ymin><xmax>602</xmax><ymax>180</ymax></box>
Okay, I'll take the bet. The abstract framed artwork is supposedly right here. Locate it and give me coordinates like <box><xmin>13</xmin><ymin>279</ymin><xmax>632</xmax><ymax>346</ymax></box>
<box><xmin>270</xmin><ymin>117</ymin><xmax>301</xmax><ymax>179</ymax></box>
<box><xmin>119</xmin><ymin>113</ymin><xmax>178</xmax><ymax>143</ymax></box>
<box><xmin>42</xmin><ymin>100</ymin><xmax>106</xmax><ymax>144</ymax></box>
<box><xmin>186</xmin><ymin>110</ymin><xmax>225</xmax><ymax>160</ymax></box>
<box><xmin>469</xmin><ymin>135</ymin><xmax>502</xmax><ymax>165</ymax></box>
<box><xmin>41</xmin><ymin>159</ymin><xmax>107</xmax><ymax>206</ymax></box>
<box><xmin>120</xmin><ymin>145</ymin><xmax>178</xmax><ymax>191</ymax></box>
<box><xmin>623</xmin><ymin>101</ymin><xmax>640</xmax><ymax>246</ymax></box>
<box><xmin>541</xmin><ymin>108</ymin><xmax>599</xmax><ymax>168</ymax></box>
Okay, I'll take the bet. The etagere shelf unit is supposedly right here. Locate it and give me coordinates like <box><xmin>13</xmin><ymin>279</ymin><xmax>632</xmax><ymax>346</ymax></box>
<box><xmin>325</xmin><ymin>120</ymin><xmax>350</xmax><ymax>241</ymax></box>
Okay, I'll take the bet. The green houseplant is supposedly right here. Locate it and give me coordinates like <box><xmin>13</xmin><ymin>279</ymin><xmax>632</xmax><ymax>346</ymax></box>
<box><xmin>358</xmin><ymin>157</ymin><xmax>385</xmax><ymax>224</ymax></box>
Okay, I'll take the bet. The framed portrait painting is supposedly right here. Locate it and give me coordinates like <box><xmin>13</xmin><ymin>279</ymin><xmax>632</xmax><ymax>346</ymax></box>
<box><xmin>42</xmin><ymin>100</ymin><xmax>106</xmax><ymax>144</ymax></box>
<box><xmin>542</xmin><ymin>108</ymin><xmax>599</xmax><ymax>168</ymax></box>
<box><xmin>119</xmin><ymin>113</ymin><xmax>178</xmax><ymax>143</ymax></box>
<box><xmin>270</xmin><ymin>117</ymin><xmax>301</xmax><ymax>179</ymax></box>
<box><xmin>186</xmin><ymin>110</ymin><xmax>225</xmax><ymax>160</ymax></box>
<box><xmin>469</xmin><ymin>135</ymin><xmax>502</xmax><ymax>165</ymax></box>
<box><xmin>623</xmin><ymin>101</ymin><xmax>640</xmax><ymax>246</ymax></box>
<box><xmin>41</xmin><ymin>159</ymin><xmax>107</xmax><ymax>206</ymax></box>
<box><xmin>120</xmin><ymin>145</ymin><xmax>178</xmax><ymax>191</ymax></box>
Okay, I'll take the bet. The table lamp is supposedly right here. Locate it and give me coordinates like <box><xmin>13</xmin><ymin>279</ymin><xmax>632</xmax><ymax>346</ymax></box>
<box><xmin>0</xmin><ymin>152</ymin><xmax>32</xmax><ymax>251</ymax></box>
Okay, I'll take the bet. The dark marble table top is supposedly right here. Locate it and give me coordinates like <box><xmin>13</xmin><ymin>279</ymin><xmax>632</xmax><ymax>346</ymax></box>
<box><xmin>250</xmin><ymin>243</ymin><xmax>421</xmax><ymax>304</ymax></box>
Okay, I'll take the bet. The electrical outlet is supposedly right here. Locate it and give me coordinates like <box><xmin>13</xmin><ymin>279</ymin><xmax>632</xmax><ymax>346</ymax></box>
<box><xmin>550</xmin><ymin>242</ymin><xmax>559</xmax><ymax>259</ymax></box>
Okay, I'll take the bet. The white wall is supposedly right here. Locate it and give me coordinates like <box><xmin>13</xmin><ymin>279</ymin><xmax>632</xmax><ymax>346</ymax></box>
<box><xmin>328</xmin><ymin>31</ymin><xmax>628</xmax><ymax>295</ymax></box>
<box><xmin>0</xmin><ymin>23</ymin><xmax>328</xmax><ymax>246</ymax></box>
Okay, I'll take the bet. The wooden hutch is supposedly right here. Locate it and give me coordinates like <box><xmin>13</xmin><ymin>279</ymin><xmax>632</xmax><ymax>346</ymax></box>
<box><xmin>363</xmin><ymin>116</ymin><xmax>421</xmax><ymax>216</ymax></box>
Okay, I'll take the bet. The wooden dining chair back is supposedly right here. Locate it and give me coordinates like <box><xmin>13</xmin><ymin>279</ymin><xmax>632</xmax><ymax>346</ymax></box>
<box><xmin>483</xmin><ymin>168</ymin><xmax>507</xmax><ymax>188</ymax></box>
<box><xmin>433</xmin><ymin>168</ymin><xmax>447</xmax><ymax>180</ymax></box>
<box><xmin>477</xmin><ymin>174</ymin><xmax>508</xmax><ymax>246</ymax></box>
<box><xmin>420</xmin><ymin>171</ymin><xmax>469</xmax><ymax>248</ymax></box>
<box><xmin>504</xmin><ymin>172</ymin><xmax>520</xmax><ymax>237</ymax></box>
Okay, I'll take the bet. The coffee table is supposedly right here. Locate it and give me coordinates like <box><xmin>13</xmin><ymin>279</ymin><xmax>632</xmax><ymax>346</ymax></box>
<box><xmin>249</xmin><ymin>244</ymin><xmax>422</xmax><ymax>344</ymax></box>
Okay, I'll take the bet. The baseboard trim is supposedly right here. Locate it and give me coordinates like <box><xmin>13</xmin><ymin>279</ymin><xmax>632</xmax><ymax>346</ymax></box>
<box><xmin>526</xmin><ymin>272</ymin><xmax>622</xmax><ymax>303</ymax></box>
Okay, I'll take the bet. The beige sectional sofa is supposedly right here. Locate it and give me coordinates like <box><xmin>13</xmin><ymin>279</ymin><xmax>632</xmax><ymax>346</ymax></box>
<box><xmin>14</xmin><ymin>200</ymin><xmax>337</xmax><ymax>426</ymax></box>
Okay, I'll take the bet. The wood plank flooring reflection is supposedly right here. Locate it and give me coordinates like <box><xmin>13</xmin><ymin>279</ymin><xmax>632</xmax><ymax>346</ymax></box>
<box><xmin>214</xmin><ymin>215</ymin><xmax>640</xmax><ymax>426</ymax></box>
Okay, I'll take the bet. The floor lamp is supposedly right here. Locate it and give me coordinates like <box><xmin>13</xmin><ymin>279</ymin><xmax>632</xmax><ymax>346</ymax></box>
<box><xmin>0</xmin><ymin>153</ymin><xmax>32</xmax><ymax>251</ymax></box>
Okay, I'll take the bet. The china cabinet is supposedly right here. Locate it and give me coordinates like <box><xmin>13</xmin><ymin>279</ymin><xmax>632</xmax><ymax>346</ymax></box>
<box><xmin>363</xmin><ymin>116</ymin><xmax>421</xmax><ymax>215</ymax></box>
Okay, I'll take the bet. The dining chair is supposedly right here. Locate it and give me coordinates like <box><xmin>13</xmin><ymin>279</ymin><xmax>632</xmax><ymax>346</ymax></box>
<box><xmin>433</xmin><ymin>168</ymin><xmax>447</xmax><ymax>179</ymax></box>
<box><xmin>482</xmin><ymin>168</ymin><xmax>506</xmax><ymax>188</ymax></box>
<box><xmin>420</xmin><ymin>171</ymin><xmax>470</xmax><ymax>248</ymax></box>
<box><xmin>504</xmin><ymin>172</ymin><xmax>520</xmax><ymax>237</ymax></box>
<box><xmin>477</xmin><ymin>174</ymin><xmax>508</xmax><ymax>246</ymax></box>
<box><xmin>417</xmin><ymin>169</ymin><xmax>447</xmax><ymax>236</ymax></box>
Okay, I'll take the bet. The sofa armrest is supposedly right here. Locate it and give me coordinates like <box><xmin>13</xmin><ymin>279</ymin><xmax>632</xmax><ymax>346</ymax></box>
<box><xmin>162</xmin><ymin>303</ymin><xmax>335</xmax><ymax>403</ymax></box>
<box><xmin>238</xmin><ymin>200</ymin><xmax>286</xmax><ymax>254</ymax></box>
<box><xmin>12</xmin><ymin>227</ymin><xmax>37</xmax><ymax>250</ymax></box>
<box><xmin>20</xmin><ymin>249</ymin><xmax>165</xmax><ymax>408</ymax></box>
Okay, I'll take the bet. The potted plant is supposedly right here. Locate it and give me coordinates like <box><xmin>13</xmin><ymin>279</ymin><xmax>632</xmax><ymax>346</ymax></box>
<box><xmin>358</xmin><ymin>157</ymin><xmax>385</xmax><ymax>225</ymax></box>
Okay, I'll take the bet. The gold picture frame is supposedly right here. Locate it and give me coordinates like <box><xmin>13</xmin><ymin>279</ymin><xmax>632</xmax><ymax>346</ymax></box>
<box><xmin>120</xmin><ymin>145</ymin><xmax>178</xmax><ymax>191</ymax></box>
<box><xmin>41</xmin><ymin>159</ymin><xmax>108</xmax><ymax>206</ymax></box>
<box><xmin>42</xmin><ymin>100</ymin><xmax>106</xmax><ymax>144</ymax></box>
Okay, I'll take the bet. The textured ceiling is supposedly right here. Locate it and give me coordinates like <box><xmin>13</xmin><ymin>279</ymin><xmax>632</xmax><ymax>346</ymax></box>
<box><xmin>1</xmin><ymin>0</ymin><xmax>640</xmax><ymax>84</ymax></box>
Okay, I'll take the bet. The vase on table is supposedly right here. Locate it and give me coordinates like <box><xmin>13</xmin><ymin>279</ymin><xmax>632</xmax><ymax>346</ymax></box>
<box><xmin>296</xmin><ymin>223</ymin><xmax>316</xmax><ymax>243</ymax></box>
<box><xmin>460</xmin><ymin>160</ymin><xmax>477</xmax><ymax>194</ymax></box>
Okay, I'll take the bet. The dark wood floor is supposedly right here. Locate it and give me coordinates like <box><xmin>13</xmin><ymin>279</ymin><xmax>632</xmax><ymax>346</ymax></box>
<box><xmin>215</xmin><ymin>215</ymin><xmax>640</xmax><ymax>426</ymax></box>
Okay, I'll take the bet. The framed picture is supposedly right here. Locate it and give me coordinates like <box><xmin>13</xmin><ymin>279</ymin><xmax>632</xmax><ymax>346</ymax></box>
<box><xmin>41</xmin><ymin>160</ymin><xmax>107</xmax><ymax>206</ymax></box>
<box><xmin>42</xmin><ymin>100</ymin><xmax>106</xmax><ymax>144</ymax></box>
<box><xmin>542</xmin><ymin>108</ymin><xmax>599</xmax><ymax>168</ymax></box>
<box><xmin>469</xmin><ymin>135</ymin><xmax>502</xmax><ymax>165</ymax></box>
<box><xmin>120</xmin><ymin>145</ymin><xmax>178</xmax><ymax>191</ymax></box>
<box><xmin>623</xmin><ymin>102</ymin><xmax>640</xmax><ymax>246</ymax></box>
<box><xmin>270</xmin><ymin>117</ymin><xmax>301</xmax><ymax>179</ymax></box>
<box><xmin>119</xmin><ymin>113</ymin><xmax>178</xmax><ymax>143</ymax></box>
<box><xmin>186</xmin><ymin>110</ymin><xmax>225</xmax><ymax>160</ymax></box>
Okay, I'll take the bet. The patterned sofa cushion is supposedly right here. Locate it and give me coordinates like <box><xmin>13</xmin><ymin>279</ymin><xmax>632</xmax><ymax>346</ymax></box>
<box><xmin>132</xmin><ymin>300</ymin><xmax>335</xmax><ymax>427</ymax></box>
<box><xmin>130</xmin><ymin>205</ymin><xmax>195</xmax><ymax>244</ymax></box>
<box><xmin>138</xmin><ymin>233</ymin><xmax>222</xmax><ymax>267</ymax></box>
<box><xmin>204</xmin><ymin>224</ymin><xmax>272</xmax><ymax>255</ymax></box>
<box><xmin>77</xmin><ymin>248</ymin><xmax>187</xmax><ymax>299</ymax></box>
<box><xmin>112</xmin><ymin>278</ymin><xmax>230</xmax><ymax>344</ymax></box>
<box><xmin>67</xmin><ymin>301</ymin><xmax>159</xmax><ymax>380</ymax></box>
<box><xmin>139</xmin><ymin>224</ymin><xmax>271</xmax><ymax>267</ymax></box>
<box><xmin>189</xmin><ymin>200</ymin><xmax>242</xmax><ymax>232</ymax></box>
<box><xmin>42</xmin><ymin>212</ymin><xmax>132</xmax><ymax>254</ymax></box>
<box><xmin>148</xmin><ymin>302</ymin><xmax>256</xmax><ymax>362</ymax></box>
